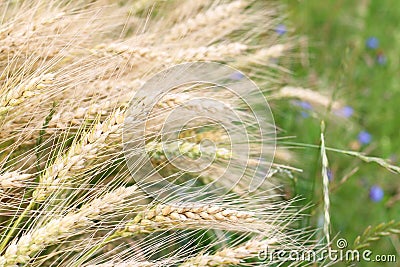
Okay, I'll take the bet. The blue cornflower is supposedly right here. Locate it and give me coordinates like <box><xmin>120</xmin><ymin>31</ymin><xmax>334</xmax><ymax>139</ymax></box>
<box><xmin>358</xmin><ymin>130</ymin><xmax>372</xmax><ymax>145</ymax></box>
<box><xmin>230</xmin><ymin>71</ymin><xmax>245</xmax><ymax>80</ymax></box>
<box><xmin>293</xmin><ymin>100</ymin><xmax>313</xmax><ymax>110</ymax></box>
<box><xmin>366</xmin><ymin>37</ymin><xmax>379</xmax><ymax>49</ymax></box>
<box><xmin>275</xmin><ymin>24</ymin><xmax>287</xmax><ymax>36</ymax></box>
<box><xmin>327</xmin><ymin>169</ymin><xmax>334</xmax><ymax>182</ymax></box>
<box><xmin>369</xmin><ymin>185</ymin><xmax>384</xmax><ymax>202</ymax></box>
<box><xmin>335</xmin><ymin>106</ymin><xmax>354</xmax><ymax>118</ymax></box>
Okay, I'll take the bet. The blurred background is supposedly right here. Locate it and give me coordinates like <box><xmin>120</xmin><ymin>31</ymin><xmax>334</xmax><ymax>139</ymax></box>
<box><xmin>275</xmin><ymin>0</ymin><xmax>400</xmax><ymax>265</ymax></box>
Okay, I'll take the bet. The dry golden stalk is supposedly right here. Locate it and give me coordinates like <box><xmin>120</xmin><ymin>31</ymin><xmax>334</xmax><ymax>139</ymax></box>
<box><xmin>236</xmin><ymin>44</ymin><xmax>292</xmax><ymax>68</ymax></box>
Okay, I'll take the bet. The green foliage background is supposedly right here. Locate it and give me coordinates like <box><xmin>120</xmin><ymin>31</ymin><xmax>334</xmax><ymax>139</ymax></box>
<box><xmin>278</xmin><ymin>0</ymin><xmax>400</xmax><ymax>266</ymax></box>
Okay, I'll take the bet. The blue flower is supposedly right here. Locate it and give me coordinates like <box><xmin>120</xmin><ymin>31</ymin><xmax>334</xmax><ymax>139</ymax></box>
<box><xmin>275</xmin><ymin>24</ymin><xmax>287</xmax><ymax>36</ymax></box>
<box><xmin>366</xmin><ymin>37</ymin><xmax>379</xmax><ymax>49</ymax></box>
<box><xmin>369</xmin><ymin>185</ymin><xmax>384</xmax><ymax>202</ymax></box>
<box><xmin>335</xmin><ymin>106</ymin><xmax>354</xmax><ymax>118</ymax></box>
<box><xmin>327</xmin><ymin>169</ymin><xmax>334</xmax><ymax>181</ymax></box>
<box><xmin>230</xmin><ymin>71</ymin><xmax>245</xmax><ymax>80</ymax></box>
<box><xmin>293</xmin><ymin>100</ymin><xmax>313</xmax><ymax>110</ymax></box>
<box><xmin>358</xmin><ymin>130</ymin><xmax>372</xmax><ymax>145</ymax></box>
<box><xmin>376</xmin><ymin>54</ymin><xmax>387</xmax><ymax>65</ymax></box>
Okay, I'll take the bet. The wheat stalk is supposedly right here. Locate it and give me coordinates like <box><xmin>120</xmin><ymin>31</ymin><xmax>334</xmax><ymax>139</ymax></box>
<box><xmin>89</xmin><ymin>261</ymin><xmax>158</xmax><ymax>267</ymax></box>
<box><xmin>73</xmin><ymin>201</ymin><xmax>284</xmax><ymax>266</ymax></box>
<box><xmin>0</xmin><ymin>108</ymin><xmax>126</xmax><ymax>250</ymax></box>
<box><xmin>147</xmin><ymin>140</ymin><xmax>231</xmax><ymax>161</ymax></box>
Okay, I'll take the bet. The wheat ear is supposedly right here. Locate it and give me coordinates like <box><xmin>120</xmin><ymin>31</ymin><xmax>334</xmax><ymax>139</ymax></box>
<box><xmin>0</xmin><ymin>108</ymin><xmax>126</xmax><ymax>250</ymax></box>
<box><xmin>73</xmin><ymin>202</ymin><xmax>267</xmax><ymax>266</ymax></box>
<box><xmin>0</xmin><ymin>185</ymin><xmax>138</xmax><ymax>266</ymax></box>
<box><xmin>147</xmin><ymin>140</ymin><xmax>231</xmax><ymax>161</ymax></box>
<box><xmin>120</xmin><ymin>203</ymin><xmax>260</xmax><ymax>235</ymax></box>
<box><xmin>0</xmin><ymin>73</ymin><xmax>55</xmax><ymax>115</ymax></box>
<box><xmin>273</xmin><ymin>86</ymin><xmax>342</xmax><ymax>110</ymax></box>
<box><xmin>33</xmin><ymin>108</ymin><xmax>125</xmax><ymax>201</ymax></box>
<box><xmin>93</xmin><ymin>42</ymin><xmax>248</xmax><ymax>65</ymax></box>
<box><xmin>180</xmin><ymin>239</ymin><xmax>277</xmax><ymax>266</ymax></box>
<box><xmin>164</xmin><ymin>0</ymin><xmax>248</xmax><ymax>42</ymax></box>
<box><xmin>0</xmin><ymin>172</ymin><xmax>32</xmax><ymax>189</ymax></box>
